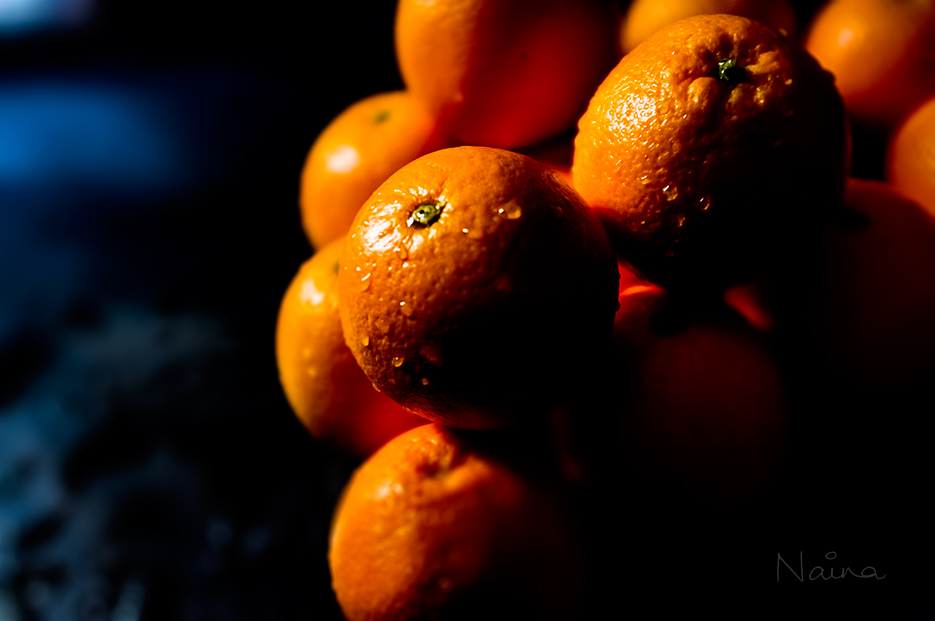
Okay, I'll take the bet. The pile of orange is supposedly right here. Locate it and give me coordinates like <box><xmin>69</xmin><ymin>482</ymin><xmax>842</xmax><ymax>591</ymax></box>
<box><xmin>274</xmin><ymin>0</ymin><xmax>935</xmax><ymax>617</ymax></box>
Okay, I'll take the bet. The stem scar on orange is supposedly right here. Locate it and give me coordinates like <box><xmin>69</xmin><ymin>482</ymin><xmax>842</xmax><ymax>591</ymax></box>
<box><xmin>337</xmin><ymin>146</ymin><xmax>620</xmax><ymax>430</ymax></box>
<box><xmin>572</xmin><ymin>13</ymin><xmax>849</xmax><ymax>292</ymax></box>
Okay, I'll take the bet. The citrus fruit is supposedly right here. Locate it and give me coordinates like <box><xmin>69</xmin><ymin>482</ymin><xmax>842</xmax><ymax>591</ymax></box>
<box><xmin>394</xmin><ymin>0</ymin><xmax>620</xmax><ymax>149</ymax></box>
<box><xmin>557</xmin><ymin>272</ymin><xmax>787</xmax><ymax>501</ymax></box>
<box><xmin>612</xmin><ymin>304</ymin><xmax>788</xmax><ymax>502</ymax></box>
<box><xmin>886</xmin><ymin>94</ymin><xmax>935</xmax><ymax>217</ymax></box>
<box><xmin>781</xmin><ymin>178</ymin><xmax>935</xmax><ymax>388</ymax></box>
<box><xmin>804</xmin><ymin>0</ymin><xmax>935</xmax><ymax>129</ymax></box>
<box><xmin>299</xmin><ymin>90</ymin><xmax>443</xmax><ymax>251</ymax></box>
<box><xmin>328</xmin><ymin>423</ymin><xmax>582</xmax><ymax>620</ymax></box>
<box><xmin>572</xmin><ymin>13</ymin><xmax>849</xmax><ymax>291</ymax></box>
<box><xmin>337</xmin><ymin>145</ymin><xmax>620</xmax><ymax>430</ymax></box>
<box><xmin>620</xmin><ymin>0</ymin><xmax>798</xmax><ymax>54</ymax></box>
<box><xmin>275</xmin><ymin>238</ymin><xmax>425</xmax><ymax>458</ymax></box>
<box><xmin>727</xmin><ymin>178</ymin><xmax>935</xmax><ymax>389</ymax></box>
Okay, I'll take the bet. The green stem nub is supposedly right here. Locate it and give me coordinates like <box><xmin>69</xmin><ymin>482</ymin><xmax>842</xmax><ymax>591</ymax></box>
<box><xmin>408</xmin><ymin>202</ymin><xmax>443</xmax><ymax>227</ymax></box>
<box><xmin>717</xmin><ymin>59</ymin><xmax>747</xmax><ymax>88</ymax></box>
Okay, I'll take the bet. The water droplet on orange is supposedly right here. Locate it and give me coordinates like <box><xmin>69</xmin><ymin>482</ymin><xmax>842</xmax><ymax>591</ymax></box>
<box><xmin>499</xmin><ymin>201</ymin><xmax>522</xmax><ymax>220</ymax></box>
<box><xmin>391</xmin><ymin>356</ymin><xmax>405</xmax><ymax>368</ymax></box>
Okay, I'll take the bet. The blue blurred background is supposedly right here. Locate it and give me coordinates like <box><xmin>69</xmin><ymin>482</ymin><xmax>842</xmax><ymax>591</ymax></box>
<box><xmin>0</xmin><ymin>1</ymin><xmax>400</xmax><ymax>618</ymax></box>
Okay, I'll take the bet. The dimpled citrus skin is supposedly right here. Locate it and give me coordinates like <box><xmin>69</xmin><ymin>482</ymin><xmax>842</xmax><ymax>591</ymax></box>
<box><xmin>394</xmin><ymin>0</ymin><xmax>620</xmax><ymax>149</ymax></box>
<box><xmin>338</xmin><ymin>146</ymin><xmax>620</xmax><ymax>430</ymax></box>
<box><xmin>572</xmin><ymin>14</ymin><xmax>848</xmax><ymax>290</ymax></box>
<box><xmin>328</xmin><ymin>424</ymin><xmax>581</xmax><ymax>620</ymax></box>
<box><xmin>275</xmin><ymin>238</ymin><xmax>425</xmax><ymax>458</ymax></box>
<box><xmin>300</xmin><ymin>91</ymin><xmax>442</xmax><ymax>251</ymax></box>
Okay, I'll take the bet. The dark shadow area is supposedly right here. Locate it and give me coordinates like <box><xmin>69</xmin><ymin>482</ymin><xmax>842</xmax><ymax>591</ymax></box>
<box><xmin>1</xmin><ymin>1</ymin><xmax>398</xmax><ymax>619</ymax></box>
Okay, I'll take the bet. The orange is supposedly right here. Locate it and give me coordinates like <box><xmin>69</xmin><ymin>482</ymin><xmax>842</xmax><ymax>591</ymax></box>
<box><xmin>804</xmin><ymin>0</ymin><xmax>935</xmax><ymax>129</ymax></box>
<box><xmin>886</xmin><ymin>94</ymin><xmax>935</xmax><ymax>217</ymax></box>
<box><xmin>275</xmin><ymin>238</ymin><xmax>425</xmax><ymax>458</ymax></box>
<box><xmin>394</xmin><ymin>0</ymin><xmax>620</xmax><ymax>149</ymax></box>
<box><xmin>620</xmin><ymin>0</ymin><xmax>798</xmax><ymax>54</ymax></box>
<box><xmin>613</xmin><ymin>305</ymin><xmax>788</xmax><ymax>502</ymax></box>
<box><xmin>328</xmin><ymin>423</ymin><xmax>582</xmax><ymax>620</ymax></box>
<box><xmin>572</xmin><ymin>13</ymin><xmax>848</xmax><ymax>291</ymax></box>
<box><xmin>337</xmin><ymin>146</ymin><xmax>620</xmax><ymax>430</ymax></box>
<box><xmin>771</xmin><ymin>178</ymin><xmax>935</xmax><ymax>389</ymax></box>
<box><xmin>557</xmin><ymin>269</ymin><xmax>787</xmax><ymax>501</ymax></box>
<box><xmin>299</xmin><ymin>91</ymin><xmax>443</xmax><ymax>251</ymax></box>
<box><xmin>727</xmin><ymin>178</ymin><xmax>935</xmax><ymax>391</ymax></box>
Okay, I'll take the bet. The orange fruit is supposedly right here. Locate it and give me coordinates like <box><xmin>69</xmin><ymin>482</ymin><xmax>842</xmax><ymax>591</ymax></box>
<box><xmin>572</xmin><ymin>13</ymin><xmax>848</xmax><ymax>291</ymax></box>
<box><xmin>328</xmin><ymin>423</ymin><xmax>582</xmax><ymax>620</ymax></box>
<box><xmin>775</xmin><ymin>178</ymin><xmax>935</xmax><ymax>389</ymax></box>
<box><xmin>299</xmin><ymin>91</ymin><xmax>443</xmax><ymax>251</ymax></box>
<box><xmin>727</xmin><ymin>178</ymin><xmax>935</xmax><ymax>390</ymax></box>
<box><xmin>613</xmin><ymin>305</ymin><xmax>788</xmax><ymax>502</ymax></box>
<box><xmin>559</xmin><ymin>271</ymin><xmax>787</xmax><ymax>501</ymax></box>
<box><xmin>394</xmin><ymin>0</ymin><xmax>620</xmax><ymax>149</ymax></box>
<box><xmin>337</xmin><ymin>146</ymin><xmax>620</xmax><ymax>430</ymax></box>
<box><xmin>804</xmin><ymin>0</ymin><xmax>935</xmax><ymax>129</ymax></box>
<box><xmin>620</xmin><ymin>0</ymin><xmax>798</xmax><ymax>54</ymax></box>
<box><xmin>275</xmin><ymin>238</ymin><xmax>425</xmax><ymax>458</ymax></box>
<box><xmin>886</xmin><ymin>94</ymin><xmax>935</xmax><ymax>217</ymax></box>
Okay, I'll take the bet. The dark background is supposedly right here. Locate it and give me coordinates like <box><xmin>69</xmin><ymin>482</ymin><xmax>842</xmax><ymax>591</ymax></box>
<box><xmin>0</xmin><ymin>1</ymin><xmax>400</xmax><ymax>619</ymax></box>
<box><xmin>0</xmin><ymin>1</ymin><xmax>930</xmax><ymax>620</ymax></box>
